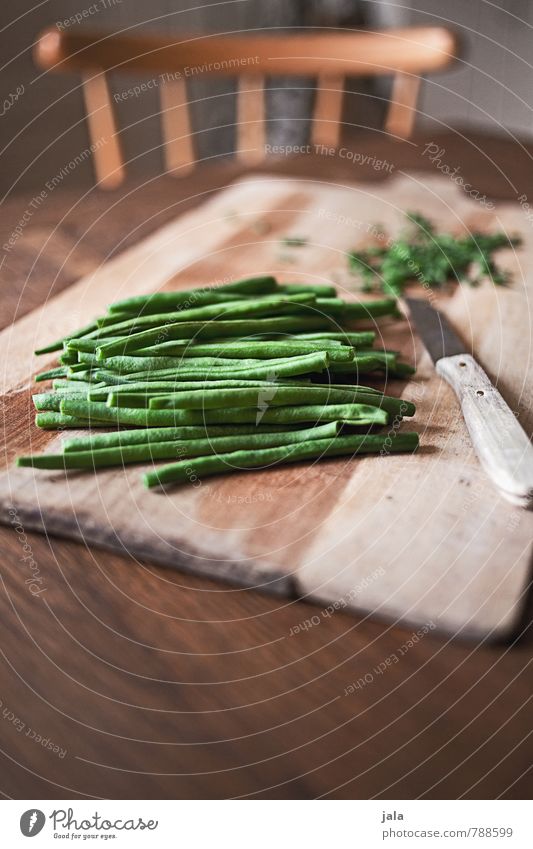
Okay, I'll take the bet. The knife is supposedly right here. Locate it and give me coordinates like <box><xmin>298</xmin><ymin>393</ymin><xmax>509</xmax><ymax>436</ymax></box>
<box><xmin>405</xmin><ymin>296</ymin><xmax>533</xmax><ymax>508</ymax></box>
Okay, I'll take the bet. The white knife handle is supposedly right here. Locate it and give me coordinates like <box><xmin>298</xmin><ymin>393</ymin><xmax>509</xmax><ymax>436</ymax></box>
<box><xmin>436</xmin><ymin>354</ymin><xmax>533</xmax><ymax>507</ymax></box>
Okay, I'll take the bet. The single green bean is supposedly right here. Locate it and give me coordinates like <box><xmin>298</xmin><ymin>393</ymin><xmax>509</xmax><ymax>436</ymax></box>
<box><xmin>387</xmin><ymin>362</ymin><xmax>416</xmax><ymax>377</ymax></box>
<box><xmin>59</xmin><ymin>350</ymin><xmax>80</xmax><ymax>365</ymax></box>
<box><xmin>153</xmin><ymin>403</ymin><xmax>390</xmax><ymax>427</ymax></box>
<box><xmin>278</xmin><ymin>283</ymin><xmax>337</xmax><ymax>297</ymax></box>
<box><xmin>313</xmin><ymin>298</ymin><xmax>399</xmax><ymax>320</ymax></box>
<box><xmin>149</xmin><ymin>385</ymin><xmax>415</xmax><ymax>416</ymax></box>
<box><xmin>67</xmin><ymin>337</ymin><xmax>123</xmax><ymax>353</ymax></box>
<box><xmin>53</xmin><ymin>379</ymin><xmax>94</xmax><ymax>392</ymax></box>
<box><xmin>33</xmin><ymin>391</ymin><xmax>89</xmax><ymax>412</ymax></box>
<box><xmin>108</xmin><ymin>276</ymin><xmax>278</xmax><ymax>313</ymax></box>
<box><xmin>143</xmin><ymin>431</ymin><xmax>419</xmax><ymax>488</ymax></box>
<box><xmin>60</xmin><ymin>399</ymin><xmax>189</xmax><ymax>427</ymax></box>
<box><xmin>35</xmin><ymin>412</ymin><xmax>107</xmax><ymax>429</ymax></box>
<box><xmin>104</xmin><ymin>291</ymin><xmax>244</xmax><ymax>318</ymax></box>
<box><xmin>68</xmin><ymin>361</ymin><xmax>95</xmax><ymax>372</ymax></box>
<box><xmin>292</xmin><ymin>331</ymin><xmax>376</xmax><ymax>345</ymax></box>
<box><xmin>325</xmin><ymin>356</ymin><xmax>383</xmax><ymax>374</ymax></box>
<box><xmin>35</xmin><ymin>367</ymin><xmax>68</xmax><ymax>382</ymax></box>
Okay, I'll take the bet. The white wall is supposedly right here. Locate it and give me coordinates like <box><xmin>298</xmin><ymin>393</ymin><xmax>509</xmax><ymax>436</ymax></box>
<box><xmin>368</xmin><ymin>0</ymin><xmax>533</xmax><ymax>141</ymax></box>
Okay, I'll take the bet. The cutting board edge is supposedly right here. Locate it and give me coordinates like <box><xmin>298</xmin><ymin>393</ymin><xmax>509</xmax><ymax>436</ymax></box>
<box><xmin>0</xmin><ymin>500</ymin><xmax>295</xmax><ymax>599</ymax></box>
<box><xmin>300</xmin><ymin>584</ymin><xmax>530</xmax><ymax>644</ymax></box>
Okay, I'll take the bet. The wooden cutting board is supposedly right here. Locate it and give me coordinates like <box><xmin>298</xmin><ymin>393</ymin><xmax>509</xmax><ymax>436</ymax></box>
<box><xmin>1</xmin><ymin>173</ymin><xmax>532</xmax><ymax>641</ymax></box>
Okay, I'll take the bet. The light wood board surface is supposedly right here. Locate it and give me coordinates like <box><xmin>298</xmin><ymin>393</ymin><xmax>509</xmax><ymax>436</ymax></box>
<box><xmin>0</xmin><ymin>173</ymin><xmax>532</xmax><ymax>641</ymax></box>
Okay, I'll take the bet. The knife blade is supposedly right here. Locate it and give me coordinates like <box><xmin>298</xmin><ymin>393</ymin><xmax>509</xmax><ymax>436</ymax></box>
<box><xmin>405</xmin><ymin>296</ymin><xmax>533</xmax><ymax>508</ymax></box>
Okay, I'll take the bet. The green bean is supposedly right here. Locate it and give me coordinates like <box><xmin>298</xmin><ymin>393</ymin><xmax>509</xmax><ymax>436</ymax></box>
<box><xmin>110</xmin><ymin>289</ymin><xmax>254</xmax><ymax>313</ymax></box>
<box><xmin>107</xmin><ymin>393</ymin><xmax>176</xmax><ymax>408</ymax></box>
<box><xmin>96</xmin><ymin>316</ymin><xmax>335</xmax><ymax>358</ymax></box>
<box><xmin>149</xmin><ymin>385</ymin><xmax>415</xmax><ymax>416</ymax></box>
<box><xmin>327</xmin><ymin>353</ymin><xmax>415</xmax><ymax>377</ymax></box>
<box><xmin>35</xmin><ymin>367</ymin><xmax>68</xmax><ymax>382</ymax></box>
<box><xmin>293</xmin><ymin>331</ymin><xmax>376</xmax><ymax>345</ymax></box>
<box><xmin>107</xmin><ymin>380</ymin><xmax>303</xmax><ymax>409</ymax></box>
<box><xmin>104</xmin><ymin>356</ymin><xmax>272</xmax><ymax>374</ymax></box>
<box><xmin>35</xmin><ymin>412</ymin><xmax>107</xmax><ymax>429</ymax></box>
<box><xmin>95</xmin><ymin>293</ymin><xmax>316</xmax><ymax>335</ymax></box>
<box><xmin>314</xmin><ymin>298</ymin><xmax>399</xmax><ymax>320</ymax></box>
<box><xmin>89</xmin><ymin>370</ymin><xmax>132</xmax><ymax>385</ymax></box>
<box><xmin>32</xmin><ymin>391</ymin><xmax>89</xmax><ymax>412</ymax></box>
<box><xmin>157</xmin><ymin>403</ymin><xmax>390</xmax><ymax>427</ymax></box>
<box><xmin>310</xmin><ymin>381</ymin><xmax>381</xmax><ymax>394</ymax></box>
<box><xmin>68</xmin><ymin>361</ymin><xmax>95</xmax><ymax>373</ymax></box>
<box><xmin>34</xmin><ymin>319</ymin><xmax>100</xmax><ymax>355</ymax></box>
<box><xmin>104</xmin><ymin>291</ymin><xmax>244</xmax><ymax>319</ymax></box>
<box><xmin>62</xmin><ymin>423</ymin><xmax>293</xmax><ymax>452</ymax></box>
<box><xmin>387</xmin><ymin>361</ymin><xmax>416</xmax><ymax>377</ymax></box>
<box><xmin>278</xmin><ymin>283</ymin><xmax>337</xmax><ymax>297</ymax></box>
<box><xmin>121</xmin><ymin>373</ymin><xmax>311</xmax><ymax>387</ymax></box>
<box><xmin>76</xmin><ymin>353</ymin><xmax>103</xmax><ymax>370</ymax></box>
<box><xmin>53</xmin><ymin>379</ymin><xmax>94</xmax><ymax>392</ymax></box>
<box><xmin>108</xmin><ymin>276</ymin><xmax>278</xmax><ymax>314</ymax></box>
<box><xmin>60</xmin><ymin>399</ymin><xmax>188</xmax><ymax>426</ymax></box>
<box><xmin>59</xmin><ymin>350</ymin><xmax>80</xmax><ymax>365</ymax></box>
<box><xmin>88</xmin><ymin>380</ymin><xmax>283</xmax><ymax>402</ymax></box>
<box><xmin>146</xmin><ymin>385</ymin><xmax>340</xmax><ymax>409</ymax></box>
<box><xmin>143</xmin><ymin>431</ymin><xmax>419</xmax><ymax>488</ymax></box>
<box><xmin>325</xmin><ymin>356</ymin><xmax>383</xmax><ymax>374</ymax></box>
<box><xmin>66</xmin><ymin>374</ymin><xmax>101</xmax><ymax>385</ymax></box>
<box><xmin>67</xmin><ymin>337</ymin><xmax>122</xmax><ymax>353</ymax></box>
<box><xmin>18</xmin><ymin>422</ymin><xmax>342</xmax><ymax>470</ymax></box>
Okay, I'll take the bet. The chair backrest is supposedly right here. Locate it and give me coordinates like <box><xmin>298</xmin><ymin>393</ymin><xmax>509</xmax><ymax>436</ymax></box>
<box><xmin>34</xmin><ymin>26</ymin><xmax>459</xmax><ymax>189</ymax></box>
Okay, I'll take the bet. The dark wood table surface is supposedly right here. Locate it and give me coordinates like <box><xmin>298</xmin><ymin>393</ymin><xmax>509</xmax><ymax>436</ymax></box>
<box><xmin>1</xmin><ymin>131</ymin><xmax>532</xmax><ymax>800</ymax></box>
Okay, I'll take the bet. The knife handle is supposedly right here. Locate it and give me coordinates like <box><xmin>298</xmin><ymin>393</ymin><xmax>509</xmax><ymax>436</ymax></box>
<box><xmin>436</xmin><ymin>354</ymin><xmax>533</xmax><ymax>507</ymax></box>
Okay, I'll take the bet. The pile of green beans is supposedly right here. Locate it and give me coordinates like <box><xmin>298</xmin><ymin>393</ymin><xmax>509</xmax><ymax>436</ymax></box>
<box><xmin>20</xmin><ymin>275</ymin><xmax>418</xmax><ymax>488</ymax></box>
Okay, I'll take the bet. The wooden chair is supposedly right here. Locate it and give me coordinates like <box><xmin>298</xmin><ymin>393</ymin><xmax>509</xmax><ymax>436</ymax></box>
<box><xmin>34</xmin><ymin>26</ymin><xmax>459</xmax><ymax>189</ymax></box>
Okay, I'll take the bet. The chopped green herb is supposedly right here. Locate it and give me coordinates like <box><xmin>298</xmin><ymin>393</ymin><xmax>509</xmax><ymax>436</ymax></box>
<box><xmin>348</xmin><ymin>212</ymin><xmax>521</xmax><ymax>296</ymax></box>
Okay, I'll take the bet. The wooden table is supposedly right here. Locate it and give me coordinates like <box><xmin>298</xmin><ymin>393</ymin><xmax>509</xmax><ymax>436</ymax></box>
<box><xmin>1</xmin><ymin>131</ymin><xmax>532</xmax><ymax>800</ymax></box>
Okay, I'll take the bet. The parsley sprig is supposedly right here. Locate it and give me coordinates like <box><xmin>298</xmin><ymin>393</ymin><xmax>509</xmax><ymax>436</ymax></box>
<box><xmin>348</xmin><ymin>213</ymin><xmax>521</xmax><ymax>297</ymax></box>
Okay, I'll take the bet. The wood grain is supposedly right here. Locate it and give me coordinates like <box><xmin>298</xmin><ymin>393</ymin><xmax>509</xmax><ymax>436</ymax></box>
<box><xmin>81</xmin><ymin>73</ymin><xmax>125</xmax><ymax>189</ymax></box>
<box><xmin>237</xmin><ymin>75</ymin><xmax>265</xmax><ymax>164</ymax></box>
<box><xmin>385</xmin><ymin>72</ymin><xmax>421</xmax><ymax>138</ymax></box>
<box><xmin>160</xmin><ymin>77</ymin><xmax>195</xmax><ymax>176</ymax></box>
<box><xmin>1</xmin><ymin>173</ymin><xmax>532</xmax><ymax>641</ymax></box>
<box><xmin>312</xmin><ymin>74</ymin><xmax>345</xmax><ymax>149</ymax></box>
<box><xmin>35</xmin><ymin>26</ymin><xmax>459</xmax><ymax>77</ymax></box>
